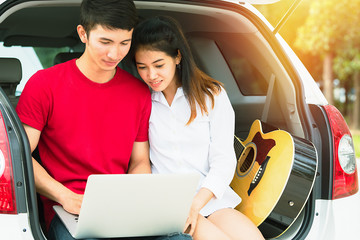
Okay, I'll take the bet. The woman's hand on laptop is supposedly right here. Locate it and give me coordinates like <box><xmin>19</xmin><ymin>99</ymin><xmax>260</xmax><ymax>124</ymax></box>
<box><xmin>184</xmin><ymin>188</ymin><xmax>214</xmax><ymax>235</ymax></box>
<box><xmin>184</xmin><ymin>204</ymin><xmax>199</xmax><ymax>235</ymax></box>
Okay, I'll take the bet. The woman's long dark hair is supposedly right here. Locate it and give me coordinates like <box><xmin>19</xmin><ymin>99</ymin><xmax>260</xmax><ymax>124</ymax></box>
<box><xmin>131</xmin><ymin>16</ymin><xmax>223</xmax><ymax>124</ymax></box>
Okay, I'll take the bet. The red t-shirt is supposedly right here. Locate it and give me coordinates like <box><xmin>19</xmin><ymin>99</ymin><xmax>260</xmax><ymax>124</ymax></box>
<box><xmin>16</xmin><ymin>59</ymin><xmax>151</xmax><ymax>229</ymax></box>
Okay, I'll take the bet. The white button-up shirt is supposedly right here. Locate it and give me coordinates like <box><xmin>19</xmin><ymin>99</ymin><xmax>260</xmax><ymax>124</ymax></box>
<box><xmin>149</xmin><ymin>87</ymin><xmax>241</xmax><ymax>216</ymax></box>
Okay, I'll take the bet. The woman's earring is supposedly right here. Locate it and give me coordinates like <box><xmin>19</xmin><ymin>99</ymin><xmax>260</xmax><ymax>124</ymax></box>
<box><xmin>176</xmin><ymin>64</ymin><xmax>181</xmax><ymax>69</ymax></box>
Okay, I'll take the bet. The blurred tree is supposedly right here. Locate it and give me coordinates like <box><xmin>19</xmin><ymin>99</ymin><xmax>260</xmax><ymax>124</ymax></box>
<box><xmin>294</xmin><ymin>0</ymin><xmax>357</xmax><ymax>105</ymax></box>
<box><xmin>255</xmin><ymin>0</ymin><xmax>310</xmax><ymax>46</ymax></box>
<box><xmin>257</xmin><ymin>0</ymin><xmax>360</xmax><ymax>128</ymax></box>
<box><xmin>332</xmin><ymin>0</ymin><xmax>360</xmax><ymax>129</ymax></box>
<box><xmin>334</xmin><ymin>46</ymin><xmax>360</xmax><ymax>129</ymax></box>
<box><xmin>255</xmin><ymin>0</ymin><xmax>322</xmax><ymax>90</ymax></box>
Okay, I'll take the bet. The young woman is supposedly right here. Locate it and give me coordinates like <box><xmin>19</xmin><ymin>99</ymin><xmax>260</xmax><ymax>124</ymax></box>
<box><xmin>131</xmin><ymin>16</ymin><xmax>264</xmax><ymax>240</ymax></box>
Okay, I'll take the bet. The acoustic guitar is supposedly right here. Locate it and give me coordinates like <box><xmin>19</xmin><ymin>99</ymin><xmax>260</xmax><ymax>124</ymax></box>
<box><xmin>230</xmin><ymin>120</ymin><xmax>318</xmax><ymax>239</ymax></box>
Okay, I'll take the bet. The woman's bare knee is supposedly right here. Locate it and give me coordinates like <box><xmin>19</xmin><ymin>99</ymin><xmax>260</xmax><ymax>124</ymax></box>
<box><xmin>192</xmin><ymin>214</ymin><xmax>231</xmax><ymax>240</ymax></box>
<box><xmin>207</xmin><ymin>209</ymin><xmax>264</xmax><ymax>240</ymax></box>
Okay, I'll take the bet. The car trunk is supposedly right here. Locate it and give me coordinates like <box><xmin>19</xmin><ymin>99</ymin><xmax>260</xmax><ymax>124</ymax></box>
<box><xmin>0</xmin><ymin>0</ymin><xmax>322</xmax><ymax>239</ymax></box>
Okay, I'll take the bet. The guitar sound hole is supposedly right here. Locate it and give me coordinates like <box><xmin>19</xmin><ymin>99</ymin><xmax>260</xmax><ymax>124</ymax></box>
<box><xmin>240</xmin><ymin>147</ymin><xmax>255</xmax><ymax>173</ymax></box>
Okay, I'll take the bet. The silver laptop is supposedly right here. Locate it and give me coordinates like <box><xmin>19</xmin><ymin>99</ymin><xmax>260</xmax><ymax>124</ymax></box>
<box><xmin>53</xmin><ymin>173</ymin><xmax>200</xmax><ymax>239</ymax></box>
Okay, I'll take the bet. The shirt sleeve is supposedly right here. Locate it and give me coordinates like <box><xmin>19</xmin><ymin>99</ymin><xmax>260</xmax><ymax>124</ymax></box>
<box><xmin>200</xmin><ymin>88</ymin><xmax>237</xmax><ymax>199</ymax></box>
<box><xmin>16</xmin><ymin>70</ymin><xmax>51</xmax><ymax>131</ymax></box>
<box><xmin>135</xmin><ymin>87</ymin><xmax>152</xmax><ymax>142</ymax></box>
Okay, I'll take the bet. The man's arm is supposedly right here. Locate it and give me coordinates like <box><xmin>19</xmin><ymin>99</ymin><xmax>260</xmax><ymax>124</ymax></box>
<box><xmin>23</xmin><ymin>124</ymin><xmax>83</xmax><ymax>214</ymax></box>
<box><xmin>127</xmin><ymin>141</ymin><xmax>151</xmax><ymax>174</ymax></box>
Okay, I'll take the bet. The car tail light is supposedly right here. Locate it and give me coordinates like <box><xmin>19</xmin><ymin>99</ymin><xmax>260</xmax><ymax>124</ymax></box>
<box><xmin>0</xmin><ymin>111</ymin><xmax>16</xmax><ymax>214</ymax></box>
<box><xmin>324</xmin><ymin>105</ymin><xmax>359</xmax><ymax>199</ymax></box>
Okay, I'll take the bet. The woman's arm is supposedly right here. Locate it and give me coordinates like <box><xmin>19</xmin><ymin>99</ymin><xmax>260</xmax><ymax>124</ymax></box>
<box><xmin>184</xmin><ymin>187</ymin><xmax>214</xmax><ymax>235</ymax></box>
<box><xmin>201</xmin><ymin>89</ymin><xmax>237</xmax><ymax>200</ymax></box>
<box><xmin>185</xmin><ymin>89</ymin><xmax>237</xmax><ymax>235</ymax></box>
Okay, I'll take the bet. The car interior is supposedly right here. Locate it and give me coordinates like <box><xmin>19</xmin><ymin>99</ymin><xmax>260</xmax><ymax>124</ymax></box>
<box><xmin>0</xmin><ymin>0</ymin><xmax>310</xmax><ymax>238</ymax></box>
<box><xmin>0</xmin><ymin>1</ymin><xmax>305</xmax><ymax>138</ymax></box>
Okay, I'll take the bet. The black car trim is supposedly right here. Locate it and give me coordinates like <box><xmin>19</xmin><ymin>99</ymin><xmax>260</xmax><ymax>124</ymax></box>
<box><xmin>0</xmin><ymin>87</ymin><xmax>46</xmax><ymax>239</ymax></box>
<box><xmin>0</xmin><ymin>1</ymin><xmax>328</xmax><ymax>239</ymax></box>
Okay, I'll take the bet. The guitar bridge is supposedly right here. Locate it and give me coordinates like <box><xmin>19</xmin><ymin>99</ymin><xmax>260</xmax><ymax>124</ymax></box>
<box><xmin>247</xmin><ymin>156</ymin><xmax>270</xmax><ymax>196</ymax></box>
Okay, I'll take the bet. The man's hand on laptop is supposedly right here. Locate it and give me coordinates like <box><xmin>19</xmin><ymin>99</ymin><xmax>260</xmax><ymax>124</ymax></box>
<box><xmin>59</xmin><ymin>189</ymin><xmax>84</xmax><ymax>215</ymax></box>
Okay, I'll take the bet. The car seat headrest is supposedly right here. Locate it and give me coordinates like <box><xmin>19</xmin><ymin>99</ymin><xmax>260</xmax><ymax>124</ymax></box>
<box><xmin>0</xmin><ymin>58</ymin><xmax>22</xmax><ymax>96</ymax></box>
<box><xmin>53</xmin><ymin>52</ymin><xmax>82</xmax><ymax>65</ymax></box>
<box><xmin>0</xmin><ymin>57</ymin><xmax>22</xmax><ymax>84</ymax></box>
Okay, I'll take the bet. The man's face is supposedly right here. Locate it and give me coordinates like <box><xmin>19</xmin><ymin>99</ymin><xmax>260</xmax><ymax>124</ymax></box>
<box><xmin>78</xmin><ymin>24</ymin><xmax>133</xmax><ymax>72</ymax></box>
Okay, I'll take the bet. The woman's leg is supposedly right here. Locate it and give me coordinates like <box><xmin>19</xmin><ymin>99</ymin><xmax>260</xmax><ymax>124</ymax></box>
<box><xmin>207</xmin><ymin>208</ymin><xmax>264</xmax><ymax>240</ymax></box>
<box><xmin>192</xmin><ymin>214</ymin><xmax>231</xmax><ymax>240</ymax></box>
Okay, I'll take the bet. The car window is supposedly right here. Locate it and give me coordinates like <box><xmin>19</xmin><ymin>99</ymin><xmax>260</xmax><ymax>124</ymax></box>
<box><xmin>34</xmin><ymin>46</ymin><xmax>71</xmax><ymax>69</ymax></box>
<box><xmin>0</xmin><ymin>42</ymin><xmax>43</xmax><ymax>94</ymax></box>
<box><xmin>215</xmin><ymin>37</ymin><xmax>268</xmax><ymax>96</ymax></box>
<box><xmin>0</xmin><ymin>43</ymin><xmax>72</xmax><ymax>95</ymax></box>
<box><xmin>188</xmin><ymin>33</ymin><xmax>268</xmax><ymax>97</ymax></box>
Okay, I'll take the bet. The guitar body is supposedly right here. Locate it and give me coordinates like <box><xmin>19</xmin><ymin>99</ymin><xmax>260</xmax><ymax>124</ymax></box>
<box><xmin>230</xmin><ymin>120</ymin><xmax>318</xmax><ymax>239</ymax></box>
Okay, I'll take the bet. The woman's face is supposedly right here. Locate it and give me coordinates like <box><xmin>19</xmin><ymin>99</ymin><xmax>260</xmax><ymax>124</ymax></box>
<box><xmin>135</xmin><ymin>49</ymin><xmax>181</xmax><ymax>93</ymax></box>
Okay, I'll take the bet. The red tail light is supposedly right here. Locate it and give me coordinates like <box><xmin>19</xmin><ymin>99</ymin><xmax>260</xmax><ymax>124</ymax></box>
<box><xmin>324</xmin><ymin>105</ymin><xmax>359</xmax><ymax>199</ymax></box>
<box><xmin>0</xmin><ymin>111</ymin><xmax>16</xmax><ymax>214</ymax></box>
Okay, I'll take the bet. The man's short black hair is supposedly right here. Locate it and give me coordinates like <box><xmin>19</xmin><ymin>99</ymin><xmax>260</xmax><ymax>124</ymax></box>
<box><xmin>80</xmin><ymin>0</ymin><xmax>138</xmax><ymax>33</ymax></box>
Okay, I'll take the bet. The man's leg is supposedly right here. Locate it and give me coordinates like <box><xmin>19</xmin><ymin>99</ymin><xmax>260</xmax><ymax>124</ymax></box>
<box><xmin>47</xmin><ymin>215</ymin><xmax>100</xmax><ymax>240</ymax></box>
<box><xmin>154</xmin><ymin>233</ymin><xmax>192</xmax><ymax>240</ymax></box>
<box><xmin>48</xmin><ymin>216</ymin><xmax>192</xmax><ymax>240</ymax></box>
<box><xmin>117</xmin><ymin>233</ymin><xmax>192</xmax><ymax>240</ymax></box>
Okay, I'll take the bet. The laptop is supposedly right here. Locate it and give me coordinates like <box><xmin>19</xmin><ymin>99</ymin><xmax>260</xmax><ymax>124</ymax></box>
<box><xmin>53</xmin><ymin>173</ymin><xmax>200</xmax><ymax>239</ymax></box>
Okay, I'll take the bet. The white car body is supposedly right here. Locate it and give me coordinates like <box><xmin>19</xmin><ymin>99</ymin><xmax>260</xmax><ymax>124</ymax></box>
<box><xmin>0</xmin><ymin>0</ymin><xmax>358</xmax><ymax>239</ymax></box>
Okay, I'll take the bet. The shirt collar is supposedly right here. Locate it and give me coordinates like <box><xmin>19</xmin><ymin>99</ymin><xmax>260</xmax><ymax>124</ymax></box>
<box><xmin>151</xmin><ymin>87</ymin><xmax>185</xmax><ymax>105</ymax></box>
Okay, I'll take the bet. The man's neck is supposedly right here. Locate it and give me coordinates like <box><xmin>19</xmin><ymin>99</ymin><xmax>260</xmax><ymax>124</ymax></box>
<box><xmin>75</xmin><ymin>57</ymin><xmax>116</xmax><ymax>84</ymax></box>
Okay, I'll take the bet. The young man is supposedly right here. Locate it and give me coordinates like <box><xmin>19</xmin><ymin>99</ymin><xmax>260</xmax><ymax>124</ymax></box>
<box><xmin>16</xmin><ymin>0</ymin><xmax>191</xmax><ymax>239</ymax></box>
